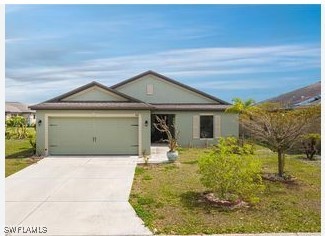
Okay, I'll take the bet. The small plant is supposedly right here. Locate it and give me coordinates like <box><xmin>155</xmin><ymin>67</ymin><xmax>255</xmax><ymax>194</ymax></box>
<box><xmin>153</xmin><ymin>115</ymin><xmax>179</xmax><ymax>152</ymax></box>
<box><xmin>28</xmin><ymin>133</ymin><xmax>37</xmax><ymax>155</ymax></box>
<box><xmin>199</xmin><ymin>137</ymin><xmax>264</xmax><ymax>204</ymax></box>
<box><xmin>5</xmin><ymin>116</ymin><xmax>28</xmax><ymax>139</ymax></box>
<box><xmin>142</xmin><ymin>149</ymin><xmax>150</xmax><ymax>165</ymax></box>
<box><xmin>301</xmin><ymin>133</ymin><xmax>321</xmax><ymax>160</ymax></box>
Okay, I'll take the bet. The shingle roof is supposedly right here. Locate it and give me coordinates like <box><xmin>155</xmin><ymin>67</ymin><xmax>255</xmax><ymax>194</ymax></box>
<box><xmin>262</xmin><ymin>81</ymin><xmax>321</xmax><ymax>108</ymax></box>
<box><xmin>30</xmin><ymin>102</ymin><xmax>230</xmax><ymax>111</ymax></box>
<box><xmin>6</xmin><ymin>102</ymin><xmax>35</xmax><ymax>113</ymax></box>
<box><xmin>45</xmin><ymin>81</ymin><xmax>143</xmax><ymax>103</ymax></box>
<box><xmin>152</xmin><ymin>104</ymin><xmax>231</xmax><ymax>111</ymax></box>
<box><xmin>31</xmin><ymin>71</ymin><xmax>232</xmax><ymax>111</ymax></box>
<box><xmin>29</xmin><ymin>102</ymin><xmax>153</xmax><ymax>110</ymax></box>
<box><xmin>111</xmin><ymin>70</ymin><xmax>230</xmax><ymax>105</ymax></box>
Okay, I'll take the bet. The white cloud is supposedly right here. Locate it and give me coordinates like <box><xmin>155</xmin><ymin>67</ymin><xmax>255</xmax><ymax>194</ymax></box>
<box><xmin>5</xmin><ymin>44</ymin><xmax>320</xmax><ymax>103</ymax></box>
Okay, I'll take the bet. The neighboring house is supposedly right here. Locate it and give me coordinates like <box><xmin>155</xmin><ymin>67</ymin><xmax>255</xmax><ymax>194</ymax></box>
<box><xmin>30</xmin><ymin>71</ymin><xmax>238</xmax><ymax>156</ymax></box>
<box><xmin>6</xmin><ymin>102</ymin><xmax>36</xmax><ymax>126</ymax></box>
<box><xmin>263</xmin><ymin>81</ymin><xmax>321</xmax><ymax>108</ymax></box>
<box><xmin>262</xmin><ymin>81</ymin><xmax>321</xmax><ymax>137</ymax></box>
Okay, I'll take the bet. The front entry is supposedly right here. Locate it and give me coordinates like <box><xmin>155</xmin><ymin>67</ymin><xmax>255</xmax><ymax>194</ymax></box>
<box><xmin>151</xmin><ymin>114</ymin><xmax>175</xmax><ymax>144</ymax></box>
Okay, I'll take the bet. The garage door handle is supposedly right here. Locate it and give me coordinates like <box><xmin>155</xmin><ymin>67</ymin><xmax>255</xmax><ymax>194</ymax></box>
<box><xmin>94</xmin><ymin>137</ymin><xmax>97</xmax><ymax>143</ymax></box>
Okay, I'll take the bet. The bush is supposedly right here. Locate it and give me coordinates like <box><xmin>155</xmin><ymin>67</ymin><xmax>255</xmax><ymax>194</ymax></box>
<box><xmin>301</xmin><ymin>133</ymin><xmax>321</xmax><ymax>160</ymax></box>
<box><xmin>199</xmin><ymin>137</ymin><xmax>264</xmax><ymax>203</ymax></box>
<box><xmin>5</xmin><ymin>116</ymin><xmax>28</xmax><ymax>139</ymax></box>
<box><xmin>215</xmin><ymin>136</ymin><xmax>255</xmax><ymax>155</ymax></box>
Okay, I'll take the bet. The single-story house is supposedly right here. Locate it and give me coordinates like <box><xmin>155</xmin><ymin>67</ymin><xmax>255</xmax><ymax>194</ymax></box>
<box><xmin>30</xmin><ymin>71</ymin><xmax>238</xmax><ymax>156</ymax></box>
<box><xmin>6</xmin><ymin>102</ymin><xmax>36</xmax><ymax>126</ymax></box>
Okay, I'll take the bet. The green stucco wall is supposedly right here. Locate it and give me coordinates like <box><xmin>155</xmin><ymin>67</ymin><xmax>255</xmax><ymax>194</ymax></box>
<box><xmin>152</xmin><ymin>111</ymin><xmax>239</xmax><ymax>147</ymax></box>
<box><xmin>35</xmin><ymin>109</ymin><xmax>238</xmax><ymax>156</ymax></box>
<box><xmin>35</xmin><ymin>110</ymin><xmax>151</xmax><ymax>156</ymax></box>
<box><xmin>115</xmin><ymin>74</ymin><xmax>217</xmax><ymax>104</ymax></box>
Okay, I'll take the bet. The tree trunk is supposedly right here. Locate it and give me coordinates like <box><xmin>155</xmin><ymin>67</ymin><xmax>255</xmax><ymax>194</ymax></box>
<box><xmin>277</xmin><ymin>150</ymin><xmax>284</xmax><ymax>177</ymax></box>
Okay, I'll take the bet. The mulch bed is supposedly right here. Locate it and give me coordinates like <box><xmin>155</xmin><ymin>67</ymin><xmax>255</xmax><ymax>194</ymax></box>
<box><xmin>262</xmin><ymin>173</ymin><xmax>297</xmax><ymax>184</ymax></box>
<box><xmin>199</xmin><ymin>192</ymin><xmax>250</xmax><ymax>210</ymax></box>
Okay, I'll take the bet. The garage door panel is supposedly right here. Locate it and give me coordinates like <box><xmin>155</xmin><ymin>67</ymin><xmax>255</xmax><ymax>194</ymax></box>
<box><xmin>94</xmin><ymin>118</ymin><xmax>138</xmax><ymax>155</ymax></box>
<box><xmin>49</xmin><ymin>118</ymin><xmax>95</xmax><ymax>155</ymax></box>
<box><xmin>48</xmin><ymin>117</ymin><xmax>138</xmax><ymax>155</ymax></box>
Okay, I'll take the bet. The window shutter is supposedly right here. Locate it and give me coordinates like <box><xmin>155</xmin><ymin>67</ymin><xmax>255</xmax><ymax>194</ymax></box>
<box><xmin>146</xmin><ymin>84</ymin><xmax>154</xmax><ymax>95</ymax></box>
<box><xmin>214</xmin><ymin>115</ymin><xmax>221</xmax><ymax>138</ymax></box>
<box><xmin>193</xmin><ymin>115</ymin><xmax>200</xmax><ymax>139</ymax></box>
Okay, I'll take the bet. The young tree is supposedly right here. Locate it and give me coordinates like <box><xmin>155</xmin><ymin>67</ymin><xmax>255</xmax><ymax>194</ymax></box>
<box><xmin>199</xmin><ymin>137</ymin><xmax>264</xmax><ymax>203</ymax></box>
<box><xmin>226</xmin><ymin>98</ymin><xmax>256</xmax><ymax>114</ymax></box>
<box><xmin>226</xmin><ymin>98</ymin><xmax>256</xmax><ymax>142</ymax></box>
<box><xmin>240</xmin><ymin>103</ymin><xmax>320</xmax><ymax>177</ymax></box>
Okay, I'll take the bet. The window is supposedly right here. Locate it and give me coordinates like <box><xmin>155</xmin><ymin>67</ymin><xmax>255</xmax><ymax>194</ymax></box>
<box><xmin>200</xmin><ymin>115</ymin><xmax>213</xmax><ymax>138</ymax></box>
<box><xmin>193</xmin><ymin>115</ymin><xmax>221</xmax><ymax>139</ymax></box>
<box><xmin>146</xmin><ymin>84</ymin><xmax>154</xmax><ymax>95</ymax></box>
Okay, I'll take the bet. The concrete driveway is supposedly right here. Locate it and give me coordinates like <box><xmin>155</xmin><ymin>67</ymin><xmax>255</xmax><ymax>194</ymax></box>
<box><xmin>6</xmin><ymin>156</ymin><xmax>152</xmax><ymax>236</ymax></box>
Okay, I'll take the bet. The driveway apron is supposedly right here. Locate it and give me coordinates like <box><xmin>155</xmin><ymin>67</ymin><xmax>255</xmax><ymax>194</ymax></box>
<box><xmin>6</xmin><ymin>156</ymin><xmax>152</xmax><ymax>236</ymax></box>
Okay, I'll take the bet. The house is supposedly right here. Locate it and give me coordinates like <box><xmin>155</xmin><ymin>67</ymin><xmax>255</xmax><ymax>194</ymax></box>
<box><xmin>30</xmin><ymin>71</ymin><xmax>238</xmax><ymax>156</ymax></box>
<box><xmin>262</xmin><ymin>81</ymin><xmax>321</xmax><ymax>137</ymax></box>
<box><xmin>6</xmin><ymin>102</ymin><xmax>36</xmax><ymax>126</ymax></box>
<box><xmin>263</xmin><ymin>81</ymin><xmax>321</xmax><ymax>108</ymax></box>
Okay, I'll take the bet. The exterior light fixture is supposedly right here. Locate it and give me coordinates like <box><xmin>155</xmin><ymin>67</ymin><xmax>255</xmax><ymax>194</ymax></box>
<box><xmin>38</xmin><ymin>120</ymin><xmax>42</xmax><ymax>126</ymax></box>
<box><xmin>145</xmin><ymin>120</ymin><xmax>148</xmax><ymax>127</ymax></box>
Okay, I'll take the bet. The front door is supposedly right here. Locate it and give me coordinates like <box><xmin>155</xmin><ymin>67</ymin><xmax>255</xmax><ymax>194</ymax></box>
<box><xmin>151</xmin><ymin>114</ymin><xmax>175</xmax><ymax>144</ymax></box>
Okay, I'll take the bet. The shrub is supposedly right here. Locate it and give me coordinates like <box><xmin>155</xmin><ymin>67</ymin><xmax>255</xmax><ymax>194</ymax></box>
<box><xmin>301</xmin><ymin>133</ymin><xmax>321</xmax><ymax>160</ymax></box>
<box><xmin>5</xmin><ymin>116</ymin><xmax>28</xmax><ymax>139</ymax></box>
<box><xmin>214</xmin><ymin>136</ymin><xmax>255</xmax><ymax>155</ymax></box>
<box><xmin>199</xmin><ymin>137</ymin><xmax>264</xmax><ymax>203</ymax></box>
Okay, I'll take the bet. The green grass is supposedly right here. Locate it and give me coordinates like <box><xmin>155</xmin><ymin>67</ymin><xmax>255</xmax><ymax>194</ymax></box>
<box><xmin>129</xmin><ymin>147</ymin><xmax>320</xmax><ymax>234</ymax></box>
<box><xmin>5</xmin><ymin>128</ymin><xmax>38</xmax><ymax>177</ymax></box>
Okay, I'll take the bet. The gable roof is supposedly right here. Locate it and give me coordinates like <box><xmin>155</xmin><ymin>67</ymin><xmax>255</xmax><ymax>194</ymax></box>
<box><xmin>45</xmin><ymin>81</ymin><xmax>143</xmax><ymax>103</ymax></box>
<box><xmin>6</xmin><ymin>102</ymin><xmax>35</xmax><ymax>113</ymax></box>
<box><xmin>111</xmin><ymin>70</ymin><xmax>230</xmax><ymax>105</ymax></box>
<box><xmin>262</xmin><ymin>81</ymin><xmax>321</xmax><ymax>108</ymax></box>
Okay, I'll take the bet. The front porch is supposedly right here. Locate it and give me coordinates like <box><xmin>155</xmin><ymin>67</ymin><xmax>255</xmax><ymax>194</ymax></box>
<box><xmin>137</xmin><ymin>145</ymin><xmax>169</xmax><ymax>164</ymax></box>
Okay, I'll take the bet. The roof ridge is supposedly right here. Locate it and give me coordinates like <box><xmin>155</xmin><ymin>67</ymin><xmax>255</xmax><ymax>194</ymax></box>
<box><xmin>43</xmin><ymin>81</ymin><xmax>144</xmax><ymax>103</ymax></box>
<box><xmin>111</xmin><ymin>70</ymin><xmax>230</xmax><ymax>105</ymax></box>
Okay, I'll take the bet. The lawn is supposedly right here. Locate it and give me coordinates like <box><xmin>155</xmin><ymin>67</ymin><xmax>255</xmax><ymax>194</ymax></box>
<box><xmin>5</xmin><ymin>128</ymin><xmax>38</xmax><ymax>177</ymax></box>
<box><xmin>129</xmin><ymin>147</ymin><xmax>320</xmax><ymax>234</ymax></box>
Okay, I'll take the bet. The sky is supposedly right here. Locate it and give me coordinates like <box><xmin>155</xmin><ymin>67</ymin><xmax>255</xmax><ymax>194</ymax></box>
<box><xmin>5</xmin><ymin>4</ymin><xmax>321</xmax><ymax>104</ymax></box>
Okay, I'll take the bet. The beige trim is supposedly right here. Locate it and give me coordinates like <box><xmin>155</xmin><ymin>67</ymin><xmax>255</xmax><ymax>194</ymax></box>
<box><xmin>45</xmin><ymin>113</ymin><xmax>138</xmax><ymax>156</ymax></box>
<box><xmin>44</xmin><ymin>115</ymin><xmax>49</xmax><ymax>156</ymax></box>
<box><xmin>192</xmin><ymin>115</ymin><xmax>200</xmax><ymax>139</ymax></box>
<box><xmin>138</xmin><ymin>114</ymin><xmax>142</xmax><ymax>155</ymax></box>
<box><xmin>146</xmin><ymin>84</ymin><xmax>154</xmax><ymax>95</ymax></box>
<box><xmin>214</xmin><ymin>115</ymin><xmax>221</xmax><ymax>138</ymax></box>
